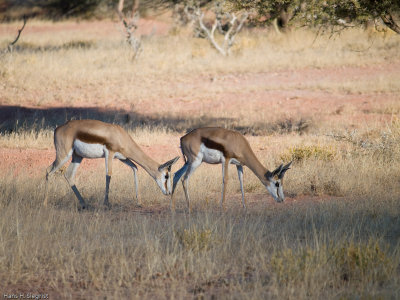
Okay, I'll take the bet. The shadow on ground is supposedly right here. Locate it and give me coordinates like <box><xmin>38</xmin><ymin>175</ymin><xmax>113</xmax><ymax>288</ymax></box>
<box><xmin>0</xmin><ymin>105</ymin><xmax>311</xmax><ymax>136</ymax></box>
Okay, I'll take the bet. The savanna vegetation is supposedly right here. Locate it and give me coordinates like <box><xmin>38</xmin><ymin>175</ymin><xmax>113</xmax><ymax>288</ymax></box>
<box><xmin>0</xmin><ymin>1</ymin><xmax>400</xmax><ymax>298</ymax></box>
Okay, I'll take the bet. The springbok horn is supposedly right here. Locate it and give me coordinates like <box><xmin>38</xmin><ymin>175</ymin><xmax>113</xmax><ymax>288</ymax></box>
<box><xmin>158</xmin><ymin>156</ymin><xmax>180</xmax><ymax>171</ymax></box>
<box><xmin>278</xmin><ymin>161</ymin><xmax>292</xmax><ymax>179</ymax></box>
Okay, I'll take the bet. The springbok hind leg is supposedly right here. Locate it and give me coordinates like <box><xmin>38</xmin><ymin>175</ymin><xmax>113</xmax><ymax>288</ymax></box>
<box><xmin>220</xmin><ymin>159</ymin><xmax>229</xmax><ymax>210</ymax></box>
<box><xmin>181</xmin><ymin>177</ymin><xmax>191</xmax><ymax>212</ymax></box>
<box><xmin>104</xmin><ymin>150</ymin><xmax>115</xmax><ymax>208</ymax></box>
<box><xmin>64</xmin><ymin>154</ymin><xmax>86</xmax><ymax>209</ymax></box>
<box><xmin>44</xmin><ymin>150</ymin><xmax>73</xmax><ymax>207</ymax></box>
<box><xmin>181</xmin><ymin>160</ymin><xmax>201</xmax><ymax>213</ymax></box>
<box><xmin>170</xmin><ymin>163</ymin><xmax>189</xmax><ymax>212</ymax></box>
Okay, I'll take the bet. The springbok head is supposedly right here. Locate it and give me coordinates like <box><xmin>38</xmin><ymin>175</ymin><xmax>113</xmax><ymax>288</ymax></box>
<box><xmin>264</xmin><ymin>161</ymin><xmax>292</xmax><ymax>203</ymax></box>
<box><xmin>156</xmin><ymin>156</ymin><xmax>180</xmax><ymax>195</ymax></box>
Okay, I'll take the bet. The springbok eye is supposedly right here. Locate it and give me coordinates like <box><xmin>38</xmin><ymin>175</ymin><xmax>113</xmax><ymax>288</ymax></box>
<box><xmin>275</xmin><ymin>182</ymin><xmax>280</xmax><ymax>188</ymax></box>
<box><xmin>165</xmin><ymin>174</ymin><xmax>169</xmax><ymax>180</ymax></box>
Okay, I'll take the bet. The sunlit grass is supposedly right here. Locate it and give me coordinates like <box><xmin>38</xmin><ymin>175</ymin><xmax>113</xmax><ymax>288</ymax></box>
<box><xmin>1</xmin><ymin>21</ymin><xmax>399</xmax><ymax>107</ymax></box>
<box><xmin>0</xmin><ymin>171</ymin><xmax>399</xmax><ymax>298</ymax></box>
<box><xmin>0</xmin><ymin>19</ymin><xmax>400</xmax><ymax>298</ymax></box>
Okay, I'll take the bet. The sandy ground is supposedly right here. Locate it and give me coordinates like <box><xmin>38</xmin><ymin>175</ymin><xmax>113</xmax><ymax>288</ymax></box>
<box><xmin>1</xmin><ymin>65</ymin><xmax>398</xmax><ymax>176</ymax></box>
<box><xmin>1</xmin><ymin>60</ymin><xmax>398</xmax><ymax>177</ymax></box>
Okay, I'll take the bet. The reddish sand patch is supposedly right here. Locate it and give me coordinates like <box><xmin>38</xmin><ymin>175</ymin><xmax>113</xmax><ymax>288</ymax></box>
<box><xmin>0</xmin><ymin>142</ymin><xmax>180</xmax><ymax>177</ymax></box>
<box><xmin>1</xmin><ymin>148</ymin><xmax>54</xmax><ymax>177</ymax></box>
<box><xmin>123</xmin><ymin>61</ymin><xmax>399</xmax><ymax>117</ymax></box>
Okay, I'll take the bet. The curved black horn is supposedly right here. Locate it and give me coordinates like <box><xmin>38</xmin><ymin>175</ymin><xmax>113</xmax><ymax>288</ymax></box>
<box><xmin>272</xmin><ymin>164</ymin><xmax>283</xmax><ymax>176</ymax></box>
<box><xmin>278</xmin><ymin>161</ymin><xmax>292</xmax><ymax>179</ymax></box>
<box><xmin>158</xmin><ymin>156</ymin><xmax>180</xmax><ymax>171</ymax></box>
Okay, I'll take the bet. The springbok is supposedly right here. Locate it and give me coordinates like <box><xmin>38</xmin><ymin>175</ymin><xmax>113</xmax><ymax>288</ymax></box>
<box><xmin>44</xmin><ymin>119</ymin><xmax>179</xmax><ymax>209</ymax></box>
<box><xmin>171</xmin><ymin>127</ymin><xmax>291</xmax><ymax>211</ymax></box>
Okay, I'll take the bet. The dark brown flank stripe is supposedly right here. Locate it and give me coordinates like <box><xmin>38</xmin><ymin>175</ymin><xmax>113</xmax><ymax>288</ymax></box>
<box><xmin>75</xmin><ymin>131</ymin><xmax>115</xmax><ymax>150</ymax></box>
<box><xmin>201</xmin><ymin>137</ymin><xmax>230</xmax><ymax>158</ymax></box>
<box><xmin>76</xmin><ymin>131</ymin><xmax>107</xmax><ymax>144</ymax></box>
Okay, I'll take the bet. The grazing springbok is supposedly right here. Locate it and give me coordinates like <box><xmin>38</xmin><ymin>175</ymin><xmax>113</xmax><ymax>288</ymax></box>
<box><xmin>44</xmin><ymin>119</ymin><xmax>179</xmax><ymax>209</ymax></box>
<box><xmin>171</xmin><ymin>127</ymin><xmax>291</xmax><ymax>211</ymax></box>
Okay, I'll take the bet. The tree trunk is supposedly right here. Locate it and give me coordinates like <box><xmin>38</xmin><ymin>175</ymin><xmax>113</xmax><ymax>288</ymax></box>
<box><xmin>277</xmin><ymin>9</ymin><xmax>291</xmax><ymax>32</ymax></box>
<box><xmin>118</xmin><ymin>0</ymin><xmax>140</xmax><ymax>16</ymax></box>
<box><xmin>381</xmin><ymin>12</ymin><xmax>400</xmax><ymax>34</ymax></box>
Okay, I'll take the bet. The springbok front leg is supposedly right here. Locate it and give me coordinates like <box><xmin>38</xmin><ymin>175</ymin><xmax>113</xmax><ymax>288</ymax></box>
<box><xmin>64</xmin><ymin>154</ymin><xmax>86</xmax><ymax>209</ymax></box>
<box><xmin>236</xmin><ymin>164</ymin><xmax>246</xmax><ymax>208</ymax></box>
<box><xmin>120</xmin><ymin>158</ymin><xmax>140</xmax><ymax>205</ymax></box>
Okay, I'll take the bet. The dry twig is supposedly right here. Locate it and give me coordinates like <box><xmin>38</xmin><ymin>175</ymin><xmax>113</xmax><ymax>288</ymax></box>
<box><xmin>1</xmin><ymin>16</ymin><xmax>27</xmax><ymax>56</ymax></box>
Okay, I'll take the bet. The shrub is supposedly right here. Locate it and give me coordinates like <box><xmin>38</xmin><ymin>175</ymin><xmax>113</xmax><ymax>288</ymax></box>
<box><xmin>174</xmin><ymin>226</ymin><xmax>213</xmax><ymax>252</ymax></box>
<box><xmin>270</xmin><ymin>247</ymin><xmax>326</xmax><ymax>286</ymax></box>
<box><xmin>269</xmin><ymin>241</ymin><xmax>395</xmax><ymax>288</ymax></box>
<box><xmin>332</xmin><ymin>239</ymin><xmax>393</xmax><ymax>285</ymax></box>
<box><xmin>280</xmin><ymin>145</ymin><xmax>336</xmax><ymax>162</ymax></box>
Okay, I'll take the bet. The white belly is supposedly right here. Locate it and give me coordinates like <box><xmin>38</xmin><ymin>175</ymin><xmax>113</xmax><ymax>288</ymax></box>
<box><xmin>74</xmin><ymin>140</ymin><xmax>104</xmax><ymax>158</ymax></box>
<box><xmin>199</xmin><ymin>143</ymin><xmax>241</xmax><ymax>165</ymax></box>
<box><xmin>200</xmin><ymin>143</ymin><xmax>224</xmax><ymax>164</ymax></box>
<box><xmin>73</xmin><ymin>139</ymin><xmax>126</xmax><ymax>160</ymax></box>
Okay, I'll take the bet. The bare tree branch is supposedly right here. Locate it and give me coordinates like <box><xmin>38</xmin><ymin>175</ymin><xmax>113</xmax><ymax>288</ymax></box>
<box><xmin>185</xmin><ymin>3</ymin><xmax>248</xmax><ymax>56</ymax></box>
<box><xmin>2</xmin><ymin>16</ymin><xmax>28</xmax><ymax>56</ymax></box>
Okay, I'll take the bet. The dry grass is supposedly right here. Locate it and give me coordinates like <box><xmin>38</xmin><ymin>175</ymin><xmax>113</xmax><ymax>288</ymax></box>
<box><xmin>0</xmin><ymin>21</ymin><xmax>399</xmax><ymax>108</ymax></box>
<box><xmin>1</xmin><ymin>120</ymin><xmax>400</xmax><ymax>298</ymax></box>
<box><xmin>1</xmin><ymin>19</ymin><xmax>400</xmax><ymax>298</ymax></box>
<box><xmin>0</xmin><ymin>171</ymin><xmax>399</xmax><ymax>299</ymax></box>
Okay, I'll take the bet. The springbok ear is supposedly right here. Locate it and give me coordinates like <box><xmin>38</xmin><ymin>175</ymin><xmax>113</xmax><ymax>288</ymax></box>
<box><xmin>158</xmin><ymin>156</ymin><xmax>180</xmax><ymax>171</ymax></box>
<box><xmin>278</xmin><ymin>161</ymin><xmax>292</xmax><ymax>179</ymax></box>
<box><xmin>272</xmin><ymin>164</ymin><xmax>283</xmax><ymax>176</ymax></box>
